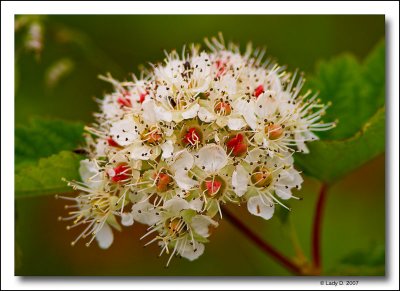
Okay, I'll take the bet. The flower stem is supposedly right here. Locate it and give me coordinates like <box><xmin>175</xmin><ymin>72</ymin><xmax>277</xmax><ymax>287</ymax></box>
<box><xmin>222</xmin><ymin>206</ymin><xmax>302</xmax><ymax>275</ymax></box>
<box><xmin>312</xmin><ymin>183</ymin><xmax>329</xmax><ymax>273</ymax></box>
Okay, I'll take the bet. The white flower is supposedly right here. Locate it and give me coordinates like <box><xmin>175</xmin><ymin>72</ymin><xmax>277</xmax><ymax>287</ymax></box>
<box><xmin>95</xmin><ymin>223</ymin><xmax>114</xmax><ymax>249</ymax></box>
<box><xmin>142</xmin><ymin>99</ymin><xmax>173</xmax><ymax>124</ymax></box>
<box><xmin>57</xmin><ymin>189</ymin><xmax>122</xmax><ymax>249</ymax></box>
<box><xmin>247</xmin><ymin>195</ymin><xmax>275</xmax><ymax>220</ymax></box>
<box><xmin>131</xmin><ymin>200</ymin><xmax>160</xmax><ymax>226</ymax></box>
<box><xmin>109</xmin><ymin>118</ymin><xmax>139</xmax><ymax>146</ymax></box>
<box><xmin>63</xmin><ymin>36</ymin><xmax>333</xmax><ymax>261</ymax></box>
<box><xmin>231</xmin><ymin>150</ymin><xmax>302</xmax><ymax>219</ymax></box>
<box><xmin>197</xmin><ymin>98</ymin><xmax>246</xmax><ymax>130</ymax></box>
<box><xmin>143</xmin><ymin>197</ymin><xmax>217</xmax><ymax>265</ymax></box>
<box><xmin>195</xmin><ymin>144</ymin><xmax>228</xmax><ymax>173</ymax></box>
<box><xmin>79</xmin><ymin>159</ymin><xmax>104</xmax><ymax>190</ymax></box>
<box><xmin>169</xmin><ymin>149</ymin><xmax>198</xmax><ymax>191</ymax></box>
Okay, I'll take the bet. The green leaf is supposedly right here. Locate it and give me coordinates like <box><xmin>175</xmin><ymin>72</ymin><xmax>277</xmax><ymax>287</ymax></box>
<box><xmin>328</xmin><ymin>242</ymin><xmax>385</xmax><ymax>275</ymax></box>
<box><xmin>295</xmin><ymin>106</ymin><xmax>385</xmax><ymax>183</ymax></box>
<box><xmin>15</xmin><ymin>151</ymin><xmax>82</xmax><ymax>198</ymax></box>
<box><xmin>295</xmin><ymin>41</ymin><xmax>385</xmax><ymax>183</ymax></box>
<box><xmin>307</xmin><ymin>41</ymin><xmax>385</xmax><ymax>140</ymax></box>
<box><xmin>15</xmin><ymin>118</ymin><xmax>85</xmax><ymax>169</ymax></box>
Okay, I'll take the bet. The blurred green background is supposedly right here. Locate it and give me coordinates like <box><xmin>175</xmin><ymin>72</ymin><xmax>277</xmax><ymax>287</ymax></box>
<box><xmin>15</xmin><ymin>15</ymin><xmax>385</xmax><ymax>276</ymax></box>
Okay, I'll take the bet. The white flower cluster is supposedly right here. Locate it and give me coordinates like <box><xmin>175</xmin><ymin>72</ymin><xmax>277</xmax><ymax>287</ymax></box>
<box><xmin>59</xmin><ymin>35</ymin><xmax>334</xmax><ymax>265</ymax></box>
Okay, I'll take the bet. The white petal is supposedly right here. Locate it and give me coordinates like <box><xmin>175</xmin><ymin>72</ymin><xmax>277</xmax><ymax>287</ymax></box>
<box><xmin>189</xmin><ymin>198</ymin><xmax>204</xmax><ymax>212</ymax></box>
<box><xmin>182</xmin><ymin>103</ymin><xmax>200</xmax><ymax>119</ymax></box>
<box><xmin>156</xmin><ymin>85</ymin><xmax>169</xmax><ymax>100</ymax></box>
<box><xmin>295</xmin><ymin>132</ymin><xmax>310</xmax><ymax>153</ymax></box>
<box><xmin>142</xmin><ymin>99</ymin><xmax>173</xmax><ymax>123</ymax></box>
<box><xmin>279</xmin><ymin>168</ymin><xmax>303</xmax><ymax>189</ymax></box>
<box><xmin>191</xmin><ymin>215</ymin><xmax>218</xmax><ymax>238</ymax></box>
<box><xmin>109</xmin><ymin>119</ymin><xmax>138</xmax><ymax>146</ymax></box>
<box><xmin>95</xmin><ymin>139</ymin><xmax>107</xmax><ymax>156</ymax></box>
<box><xmin>215</xmin><ymin>116</ymin><xmax>228</xmax><ymax>128</ymax></box>
<box><xmin>195</xmin><ymin>144</ymin><xmax>228</xmax><ymax>173</ymax></box>
<box><xmin>171</xmin><ymin>149</ymin><xmax>194</xmax><ymax>172</ymax></box>
<box><xmin>163</xmin><ymin>197</ymin><xmax>190</xmax><ymax>215</ymax></box>
<box><xmin>235</xmin><ymin>99</ymin><xmax>257</xmax><ymax>130</ymax></box>
<box><xmin>178</xmin><ymin>240</ymin><xmax>205</xmax><ymax>261</ymax></box>
<box><xmin>79</xmin><ymin>159</ymin><xmax>103</xmax><ymax>190</ymax></box>
<box><xmin>303</xmin><ymin>130</ymin><xmax>319</xmax><ymax>141</ymax></box>
<box><xmin>245</xmin><ymin>148</ymin><xmax>264</xmax><ymax>163</ymax></box>
<box><xmin>198</xmin><ymin>107</ymin><xmax>216</xmax><ymax>123</ymax></box>
<box><xmin>266</xmin><ymin>71</ymin><xmax>283</xmax><ymax>94</ymax></box>
<box><xmin>130</xmin><ymin>144</ymin><xmax>152</xmax><ymax>160</ymax></box>
<box><xmin>95</xmin><ymin>223</ymin><xmax>114</xmax><ymax>249</ymax></box>
<box><xmin>216</xmin><ymin>75</ymin><xmax>237</xmax><ymax>95</ymax></box>
<box><xmin>214</xmin><ymin>132</ymin><xmax>220</xmax><ymax>143</ymax></box>
<box><xmin>102</xmin><ymin>95</ymin><xmax>121</xmax><ymax>119</ymax></box>
<box><xmin>129</xmin><ymin>191</ymin><xmax>148</xmax><ymax>204</ymax></box>
<box><xmin>275</xmin><ymin>186</ymin><xmax>292</xmax><ymax>200</ymax></box>
<box><xmin>255</xmin><ymin>91</ymin><xmax>278</xmax><ymax>118</ymax></box>
<box><xmin>232</xmin><ymin>164</ymin><xmax>249</xmax><ymax>197</ymax></box>
<box><xmin>142</xmin><ymin>100</ymin><xmax>157</xmax><ymax>124</ymax></box>
<box><xmin>247</xmin><ymin>196</ymin><xmax>275</xmax><ymax>220</ymax></box>
<box><xmin>160</xmin><ymin>140</ymin><xmax>174</xmax><ymax>159</ymax></box>
<box><xmin>121</xmin><ymin>213</ymin><xmax>134</xmax><ymax>226</ymax></box>
<box><xmin>131</xmin><ymin>201</ymin><xmax>160</xmax><ymax>225</ymax></box>
<box><xmin>175</xmin><ymin>170</ymin><xmax>198</xmax><ymax>191</ymax></box>
<box><xmin>154</xmin><ymin>103</ymin><xmax>173</xmax><ymax>122</ymax></box>
<box><xmin>192</xmin><ymin>77</ymin><xmax>211</xmax><ymax>93</ymax></box>
<box><xmin>227</xmin><ymin>117</ymin><xmax>246</xmax><ymax>130</ymax></box>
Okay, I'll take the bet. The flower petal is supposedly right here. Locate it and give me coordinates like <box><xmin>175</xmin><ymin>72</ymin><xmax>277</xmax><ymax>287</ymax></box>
<box><xmin>109</xmin><ymin>119</ymin><xmax>139</xmax><ymax>146</ymax></box>
<box><xmin>195</xmin><ymin>144</ymin><xmax>228</xmax><ymax>173</ymax></box>
<box><xmin>142</xmin><ymin>99</ymin><xmax>157</xmax><ymax>124</ymax></box>
<box><xmin>198</xmin><ymin>107</ymin><xmax>216</xmax><ymax>123</ymax></box>
<box><xmin>227</xmin><ymin>117</ymin><xmax>246</xmax><ymax>130</ymax></box>
<box><xmin>95</xmin><ymin>139</ymin><xmax>107</xmax><ymax>156</ymax></box>
<box><xmin>79</xmin><ymin>159</ymin><xmax>103</xmax><ymax>190</ymax></box>
<box><xmin>235</xmin><ymin>99</ymin><xmax>257</xmax><ymax>130</ymax></box>
<box><xmin>266</xmin><ymin>71</ymin><xmax>283</xmax><ymax>94</ymax></box>
<box><xmin>170</xmin><ymin>149</ymin><xmax>194</xmax><ymax>172</ymax></box>
<box><xmin>154</xmin><ymin>103</ymin><xmax>173</xmax><ymax>122</ymax></box>
<box><xmin>295</xmin><ymin>132</ymin><xmax>309</xmax><ymax>153</ymax></box>
<box><xmin>191</xmin><ymin>215</ymin><xmax>218</xmax><ymax>238</ymax></box>
<box><xmin>255</xmin><ymin>90</ymin><xmax>278</xmax><ymax>118</ymax></box>
<box><xmin>130</xmin><ymin>144</ymin><xmax>152</xmax><ymax>160</ymax></box>
<box><xmin>95</xmin><ymin>223</ymin><xmax>114</xmax><ymax>249</ymax></box>
<box><xmin>160</xmin><ymin>140</ymin><xmax>174</xmax><ymax>159</ymax></box>
<box><xmin>232</xmin><ymin>164</ymin><xmax>249</xmax><ymax>197</ymax></box>
<box><xmin>131</xmin><ymin>201</ymin><xmax>160</xmax><ymax>225</ymax></box>
<box><xmin>245</xmin><ymin>148</ymin><xmax>264</xmax><ymax>163</ymax></box>
<box><xmin>163</xmin><ymin>197</ymin><xmax>191</xmax><ymax>215</ymax></box>
<box><xmin>275</xmin><ymin>186</ymin><xmax>292</xmax><ymax>200</ymax></box>
<box><xmin>278</xmin><ymin>168</ymin><xmax>303</xmax><ymax>188</ymax></box>
<box><xmin>189</xmin><ymin>198</ymin><xmax>204</xmax><ymax>212</ymax></box>
<box><xmin>178</xmin><ymin>240</ymin><xmax>205</xmax><ymax>261</ymax></box>
<box><xmin>182</xmin><ymin>103</ymin><xmax>200</xmax><ymax>119</ymax></box>
<box><xmin>142</xmin><ymin>99</ymin><xmax>173</xmax><ymax>123</ymax></box>
<box><xmin>247</xmin><ymin>195</ymin><xmax>275</xmax><ymax>220</ymax></box>
<box><xmin>175</xmin><ymin>170</ymin><xmax>198</xmax><ymax>191</ymax></box>
<box><xmin>215</xmin><ymin>74</ymin><xmax>237</xmax><ymax>95</ymax></box>
<box><xmin>121</xmin><ymin>212</ymin><xmax>134</xmax><ymax>226</ymax></box>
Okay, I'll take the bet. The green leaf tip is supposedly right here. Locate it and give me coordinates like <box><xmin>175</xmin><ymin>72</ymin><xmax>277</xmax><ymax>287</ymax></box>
<box><xmin>15</xmin><ymin>151</ymin><xmax>83</xmax><ymax>198</ymax></box>
<box><xmin>295</xmin><ymin>41</ymin><xmax>385</xmax><ymax>183</ymax></box>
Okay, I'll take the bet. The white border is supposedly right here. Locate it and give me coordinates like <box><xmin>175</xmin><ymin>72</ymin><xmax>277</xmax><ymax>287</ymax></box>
<box><xmin>1</xmin><ymin>1</ymin><xmax>399</xmax><ymax>290</ymax></box>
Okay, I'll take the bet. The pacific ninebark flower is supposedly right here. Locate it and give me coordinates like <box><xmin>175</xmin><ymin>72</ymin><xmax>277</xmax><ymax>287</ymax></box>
<box><xmin>60</xmin><ymin>34</ymin><xmax>334</xmax><ymax>265</ymax></box>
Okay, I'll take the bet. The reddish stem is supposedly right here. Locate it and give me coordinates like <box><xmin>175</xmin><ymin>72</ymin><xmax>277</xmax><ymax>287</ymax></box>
<box><xmin>222</xmin><ymin>206</ymin><xmax>302</xmax><ymax>275</ymax></box>
<box><xmin>312</xmin><ymin>183</ymin><xmax>329</xmax><ymax>271</ymax></box>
